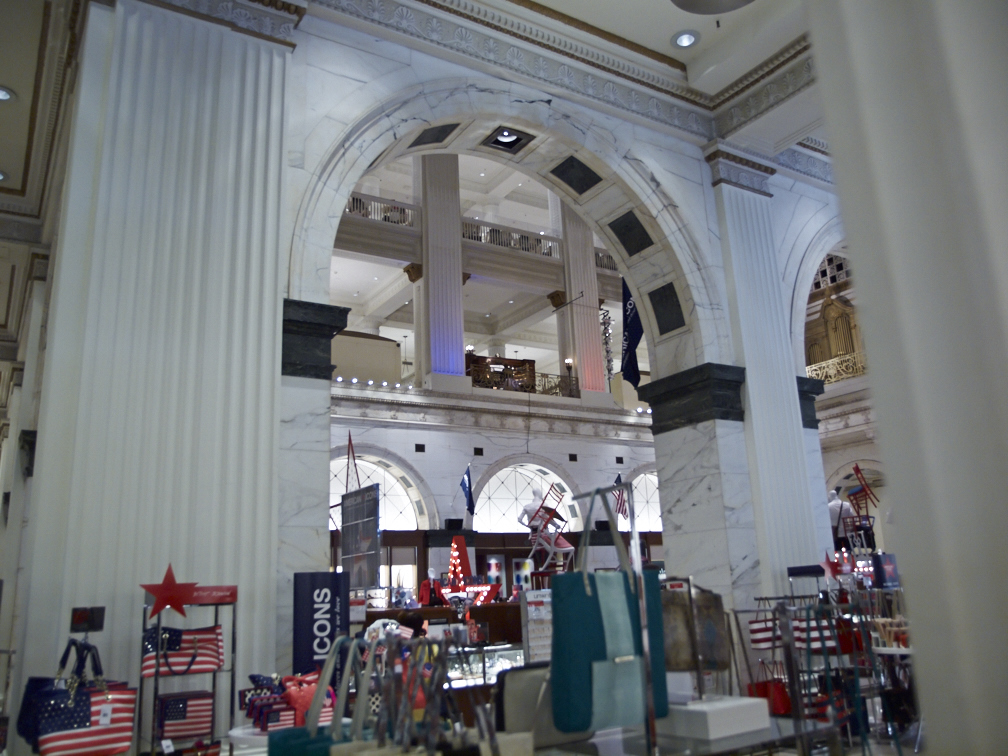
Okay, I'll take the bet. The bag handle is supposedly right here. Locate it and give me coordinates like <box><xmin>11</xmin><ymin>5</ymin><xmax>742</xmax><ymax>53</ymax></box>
<box><xmin>305</xmin><ymin>634</ymin><xmax>349</xmax><ymax>738</ymax></box>
<box><xmin>161</xmin><ymin>634</ymin><xmax>199</xmax><ymax>676</ymax></box>
<box><xmin>576</xmin><ymin>488</ymin><xmax>635</xmax><ymax>596</ymax></box>
<box><xmin>56</xmin><ymin>638</ymin><xmax>82</xmax><ymax>678</ymax></box>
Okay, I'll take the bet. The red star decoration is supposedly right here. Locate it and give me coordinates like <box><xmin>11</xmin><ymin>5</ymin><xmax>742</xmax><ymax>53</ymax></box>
<box><xmin>141</xmin><ymin>564</ymin><xmax>198</xmax><ymax>619</ymax></box>
<box><xmin>820</xmin><ymin>551</ymin><xmax>843</xmax><ymax>580</ymax></box>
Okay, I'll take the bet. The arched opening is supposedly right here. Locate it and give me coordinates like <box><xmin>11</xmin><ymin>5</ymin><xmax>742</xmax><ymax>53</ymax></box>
<box><xmin>474</xmin><ymin>462</ymin><xmax>578</xmax><ymax>533</ymax></box>
<box><xmin>613</xmin><ymin>471</ymin><xmax>662</xmax><ymax>533</ymax></box>
<box><xmin>803</xmin><ymin>247</ymin><xmax>866</xmax><ymax>384</ymax></box>
<box><xmin>329</xmin><ymin>455</ymin><xmax>425</xmax><ymax>531</ymax></box>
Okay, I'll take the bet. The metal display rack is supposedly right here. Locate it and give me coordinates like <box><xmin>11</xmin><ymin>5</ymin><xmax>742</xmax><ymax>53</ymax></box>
<box><xmin>137</xmin><ymin>595</ymin><xmax>237</xmax><ymax>755</ymax></box>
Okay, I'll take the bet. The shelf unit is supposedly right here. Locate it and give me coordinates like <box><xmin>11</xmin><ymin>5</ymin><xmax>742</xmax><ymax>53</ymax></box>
<box><xmin>137</xmin><ymin>595</ymin><xmax>237</xmax><ymax>755</ymax></box>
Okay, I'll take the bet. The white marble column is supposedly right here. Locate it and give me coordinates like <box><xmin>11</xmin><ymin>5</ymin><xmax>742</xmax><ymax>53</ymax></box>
<box><xmin>547</xmin><ymin>190</ymin><xmax>564</xmax><ymax>238</ymax></box>
<box><xmin>560</xmin><ymin>204</ymin><xmax>606</xmax><ymax>393</ymax></box>
<box><xmin>9</xmin><ymin>2</ymin><xmax>289</xmax><ymax>738</ymax></box>
<box><xmin>420</xmin><ymin>155</ymin><xmax>467</xmax><ymax>391</ymax></box>
<box><xmin>708</xmin><ymin>148</ymin><xmax>820</xmax><ymax>594</ymax></box>
<box><xmin>406</xmin><ymin>266</ymin><xmax>426</xmax><ymax>383</ymax></box>
<box><xmin>808</xmin><ymin>2</ymin><xmax>1008</xmax><ymax>748</ymax></box>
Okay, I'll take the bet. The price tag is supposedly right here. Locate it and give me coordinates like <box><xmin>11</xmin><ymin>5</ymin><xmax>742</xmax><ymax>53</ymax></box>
<box><xmin>98</xmin><ymin>704</ymin><xmax>113</xmax><ymax>726</ymax></box>
<box><xmin>161</xmin><ymin>739</ymin><xmax>175</xmax><ymax>754</ymax></box>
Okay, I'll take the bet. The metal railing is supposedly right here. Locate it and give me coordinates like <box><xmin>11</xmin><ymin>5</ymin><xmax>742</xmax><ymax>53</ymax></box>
<box><xmin>806</xmin><ymin>351</ymin><xmax>867</xmax><ymax>384</ymax></box>
<box><xmin>344</xmin><ymin>192</ymin><xmax>618</xmax><ymax>273</ymax></box>
<box><xmin>469</xmin><ymin>363</ymin><xmax>580</xmax><ymax>398</ymax></box>
<box><xmin>462</xmin><ymin>219</ymin><xmax>562</xmax><ymax>259</ymax></box>
<box><xmin>595</xmin><ymin>249</ymin><xmax>619</xmax><ymax>271</ymax></box>
<box><xmin>535</xmin><ymin>372</ymin><xmax>580</xmax><ymax>398</ymax></box>
<box><xmin>344</xmin><ymin>192</ymin><xmax>418</xmax><ymax>227</ymax></box>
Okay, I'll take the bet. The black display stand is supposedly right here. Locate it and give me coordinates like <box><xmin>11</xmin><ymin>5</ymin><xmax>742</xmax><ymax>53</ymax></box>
<box><xmin>137</xmin><ymin>594</ymin><xmax>237</xmax><ymax>755</ymax></box>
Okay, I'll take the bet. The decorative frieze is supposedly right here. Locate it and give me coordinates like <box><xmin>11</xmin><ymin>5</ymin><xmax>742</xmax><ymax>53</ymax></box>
<box><xmin>705</xmin><ymin>149</ymin><xmax>775</xmax><ymax>197</ymax></box>
<box><xmin>151</xmin><ymin>0</ymin><xmax>302</xmax><ymax>45</ymax></box>
<box><xmin>775</xmin><ymin>148</ymin><xmax>834</xmax><ymax>185</ymax></box>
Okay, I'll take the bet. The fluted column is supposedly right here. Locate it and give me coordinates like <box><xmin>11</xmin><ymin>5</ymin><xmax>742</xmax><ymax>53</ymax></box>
<box><xmin>707</xmin><ymin>147</ymin><xmax>820</xmax><ymax>594</ymax></box>
<box><xmin>404</xmin><ymin>263</ymin><xmax>426</xmax><ymax>383</ymax></box>
<box><xmin>420</xmin><ymin>155</ymin><xmax>466</xmax><ymax>391</ymax></box>
<box><xmin>9</xmin><ymin>2</ymin><xmax>290</xmax><ymax>742</ymax></box>
<box><xmin>560</xmin><ymin>204</ymin><xmax>606</xmax><ymax>392</ymax></box>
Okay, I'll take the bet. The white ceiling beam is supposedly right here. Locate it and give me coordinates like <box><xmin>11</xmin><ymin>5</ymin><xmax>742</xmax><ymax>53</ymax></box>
<box><xmin>361</xmin><ymin>271</ymin><xmax>413</xmax><ymax>320</ymax></box>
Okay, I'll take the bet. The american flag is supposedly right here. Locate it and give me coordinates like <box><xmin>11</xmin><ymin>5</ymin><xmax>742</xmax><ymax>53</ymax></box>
<box><xmin>257</xmin><ymin>702</ymin><xmax>333</xmax><ymax>732</ymax></box>
<box><xmin>613</xmin><ymin>474</ymin><xmax>628</xmax><ymax>518</ymax></box>
<box><xmin>158</xmin><ymin>692</ymin><xmax>214</xmax><ymax>740</ymax></box>
<box><xmin>37</xmin><ymin>688</ymin><xmax>137</xmax><ymax>756</ymax></box>
<box><xmin>142</xmin><ymin>626</ymin><xmax>224</xmax><ymax>678</ymax></box>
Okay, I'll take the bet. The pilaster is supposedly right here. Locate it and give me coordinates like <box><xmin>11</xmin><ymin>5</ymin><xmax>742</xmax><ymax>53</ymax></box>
<box><xmin>560</xmin><ymin>204</ymin><xmax>606</xmax><ymax>392</ymax></box>
<box><xmin>707</xmin><ymin>146</ymin><xmax>821</xmax><ymax>594</ymax></box>
<box><xmin>420</xmin><ymin>154</ymin><xmax>465</xmax><ymax>384</ymax></box>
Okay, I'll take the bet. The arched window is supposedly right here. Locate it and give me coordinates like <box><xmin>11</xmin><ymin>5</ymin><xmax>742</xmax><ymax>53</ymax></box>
<box><xmin>616</xmin><ymin>472</ymin><xmax>662</xmax><ymax>532</ymax></box>
<box><xmin>475</xmin><ymin>464</ymin><xmax>577</xmax><ymax>533</ymax></box>
<box><xmin>330</xmin><ymin>457</ymin><xmax>419</xmax><ymax>531</ymax></box>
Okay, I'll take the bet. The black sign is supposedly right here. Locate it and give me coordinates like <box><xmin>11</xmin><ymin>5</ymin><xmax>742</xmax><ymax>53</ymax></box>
<box><xmin>341</xmin><ymin>484</ymin><xmax>380</xmax><ymax>590</ymax></box>
<box><xmin>293</xmin><ymin>572</ymin><xmax>349</xmax><ymax>675</ymax></box>
<box><xmin>70</xmin><ymin>606</ymin><xmax>105</xmax><ymax>633</ymax></box>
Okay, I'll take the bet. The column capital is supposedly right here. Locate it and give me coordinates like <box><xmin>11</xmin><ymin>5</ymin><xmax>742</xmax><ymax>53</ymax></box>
<box><xmin>796</xmin><ymin>375</ymin><xmax>825</xmax><ymax>429</ymax></box>
<box><xmin>149</xmin><ymin>0</ymin><xmax>304</xmax><ymax>48</ymax></box>
<box><xmin>282</xmin><ymin>299</ymin><xmax>349</xmax><ymax>379</ymax></box>
<box><xmin>704</xmin><ymin>145</ymin><xmax>776</xmax><ymax>197</ymax></box>
<box><xmin>637</xmin><ymin>362</ymin><xmax>746</xmax><ymax>434</ymax></box>
<box><xmin>547</xmin><ymin>290</ymin><xmax>566</xmax><ymax>308</ymax></box>
<box><xmin>403</xmin><ymin>263</ymin><xmax>423</xmax><ymax>282</ymax></box>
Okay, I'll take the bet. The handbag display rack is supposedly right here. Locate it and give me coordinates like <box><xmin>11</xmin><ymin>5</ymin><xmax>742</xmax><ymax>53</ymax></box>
<box><xmin>137</xmin><ymin>592</ymin><xmax>237</xmax><ymax>755</ymax></box>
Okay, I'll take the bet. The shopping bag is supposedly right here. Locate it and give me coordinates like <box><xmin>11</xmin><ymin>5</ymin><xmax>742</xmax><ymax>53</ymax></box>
<box><xmin>747</xmin><ymin>600</ymin><xmax>780</xmax><ymax>650</ymax></box>
<box><xmin>142</xmin><ymin>625</ymin><xmax>224</xmax><ymax>677</ymax></box>
<box><xmin>157</xmin><ymin>691</ymin><xmax>214</xmax><ymax>740</ymax></box>
<box><xmin>746</xmin><ymin>661</ymin><xmax>791</xmax><ymax>716</ymax></box>
<box><xmin>551</xmin><ymin>488</ymin><xmax>667</xmax><ymax>733</ymax></box>
<box><xmin>17</xmin><ymin>638</ymin><xmax>84</xmax><ymax>751</ymax></box>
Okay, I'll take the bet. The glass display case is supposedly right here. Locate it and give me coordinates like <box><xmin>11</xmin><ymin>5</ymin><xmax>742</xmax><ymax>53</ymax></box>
<box><xmin>445</xmin><ymin>644</ymin><xmax>524</xmax><ymax>688</ymax></box>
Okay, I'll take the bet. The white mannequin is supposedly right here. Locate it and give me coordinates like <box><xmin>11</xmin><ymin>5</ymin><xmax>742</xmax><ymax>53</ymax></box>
<box><xmin>519</xmin><ymin>486</ymin><xmax>544</xmax><ymax>528</ymax></box>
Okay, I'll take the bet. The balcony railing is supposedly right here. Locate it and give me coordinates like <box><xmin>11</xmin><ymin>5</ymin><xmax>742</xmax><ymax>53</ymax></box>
<box><xmin>806</xmin><ymin>351</ymin><xmax>867</xmax><ymax>384</ymax></box>
<box><xmin>535</xmin><ymin>372</ymin><xmax>580</xmax><ymax>398</ymax></box>
<box><xmin>467</xmin><ymin>358</ymin><xmax>580</xmax><ymax>398</ymax></box>
<box><xmin>342</xmin><ymin>192</ymin><xmax>617</xmax><ymax>272</ymax></box>
<box><xmin>344</xmin><ymin>192</ymin><xmax>418</xmax><ymax>227</ymax></box>
<box><xmin>462</xmin><ymin>219</ymin><xmax>561</xmax><ymax>259</ymax></box>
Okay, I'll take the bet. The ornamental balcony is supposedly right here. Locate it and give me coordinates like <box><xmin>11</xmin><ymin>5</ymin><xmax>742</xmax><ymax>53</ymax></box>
<box><xmin>806</xmin><ymin>351</ymin><xmax>867</xmax><ymax>385</ymax></box>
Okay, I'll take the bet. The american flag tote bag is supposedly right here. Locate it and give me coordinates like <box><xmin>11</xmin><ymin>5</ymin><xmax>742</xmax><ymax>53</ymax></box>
<box><xmin>156</xmin><ymin>691</ymin><xmax>215</xmax><ymax>740</ymax></box>
<box><xmin>142</xmin><ymin>626</ymin><xmax>224</xmax><ymax>677</ymax></box>
<box><xmin>36</xmin><ymin>686</ymin><xmax>137</xmax><ymax>756</ymax></box>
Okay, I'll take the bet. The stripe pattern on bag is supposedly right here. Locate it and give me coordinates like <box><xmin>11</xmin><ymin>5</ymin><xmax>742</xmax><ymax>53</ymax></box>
<box><xmin>158</xmin><ymin>692</ymin><xmax>214</xmax><ymax>739</ymax></box>
<box><xmin>38</xmin><ymin>689</ymin><xmax>137</xmax><ymax>756</ymax></box>
<box><xmin>142</xmin><ymin>626</ymin><xmax>224</xmax><ymax>678</ymax></box>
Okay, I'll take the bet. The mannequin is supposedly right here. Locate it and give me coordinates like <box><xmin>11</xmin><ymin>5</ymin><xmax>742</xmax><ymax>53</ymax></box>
<box><xmin>828</xmin><ymin>489</ymin><xmax>856</xmax><ymax>550</ymax></box>
<box><xmin>418</xmin><ymin>567</ymin><xmax>445</xmax><ymax>606</ymax></box>
<box><xmin>518</xmin><ymin>486</ymin><xmax>544</xmax><ymax>529</ymax></box>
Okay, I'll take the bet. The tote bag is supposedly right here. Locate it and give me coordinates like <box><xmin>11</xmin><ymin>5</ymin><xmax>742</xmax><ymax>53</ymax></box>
<box><xmin>551</xmin><ymin>488</ymin><xmax>666</xmax><ymax>732</ymax></box>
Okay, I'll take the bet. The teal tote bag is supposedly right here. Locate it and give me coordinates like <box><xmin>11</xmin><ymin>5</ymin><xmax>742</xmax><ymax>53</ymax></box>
<box><xmin>550</xmin><ymin>489</ymin><xmax>667</xmax><ymax>732</ymax></box>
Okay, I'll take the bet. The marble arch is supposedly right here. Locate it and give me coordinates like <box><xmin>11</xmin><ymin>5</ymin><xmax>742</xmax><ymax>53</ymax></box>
<box><xmin>330</xmin><ymin>442</ymin><xmax>438</xmax><ymax>528</ymax></box>
<box><xmin>469</xmin><ymin>452</ymin><xmax>577</xmax><ymax>505</ymax></box>
<box><xmin>784</xmin><ymin>214</ymin><xmax>847</xmax><ymax>372</ymax></box>
<box><xmin>289</xmin><ymin>76</ymin><xmax>732</xmax><ymax>379</ymax></box>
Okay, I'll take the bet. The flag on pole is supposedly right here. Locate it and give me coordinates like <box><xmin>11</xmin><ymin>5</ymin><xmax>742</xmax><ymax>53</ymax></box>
<box><xmin>621</xmin><ymin>279</ymin><xmax>644</xmax><ymax>388</ymax></box>
<box><xmin>460</xmin><ymin>465</ymin><xmax>475</xmax><ymax>529</ymax></box>
<box><xmin>613</xmin><ymin>474</ymin><xmax>628</xmax><ymax>519</ymax></box>
<box><xmin>347</xmin><ymin>431</ymin><xmax>361</xmax><ymax>493</ymax></box>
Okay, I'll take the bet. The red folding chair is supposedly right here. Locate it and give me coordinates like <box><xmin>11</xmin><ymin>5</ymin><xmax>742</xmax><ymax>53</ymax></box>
<box><xmin>523</xmin><ymin>484</ymin><xmax>575</xmax><ymax>571</ymax></box>
<box><xmin>847</xmin><ymin>464</ymin><xmax>879</xmax><ymax>516</ymax></box>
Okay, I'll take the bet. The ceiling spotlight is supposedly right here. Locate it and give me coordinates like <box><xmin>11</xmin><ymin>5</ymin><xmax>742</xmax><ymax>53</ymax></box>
<box><xmin>673</xmin><ymin>30</ymin><xmax>699</xmax><ymax>48</ymax></box>
<box><xmin>367</xmin><ymin>379</ymin><xmax>374</xmax><ymax>385</ymax></box>
<box><xmin>382</xmin><ymin>381</ymin><xmax>388</xmax><ymax>386</ymax></box>
<box><xmin>636</xmin><ymin>407</ymin><xmax>643</xmax><ymax>413</ymax></box>
<box><xmin>336</xmin><ymin>376</ymin><xmax>343</xmax><ymax>382</ymax></box>
<box><xmin>646</xmin><ymin>408</ymin><xmax>653</xmax><ymax>414</ymax></box>
<box><xmin>497</xmin><ymin>130</ymin><xmax>518</xmax><ymax>143</ymax></box>
<box><xmin>351</xmin><ymin>377</ymin><xmax>358</xmax><ymax>383</ymax></box>
<box><xmin>395</xmin><ymin>383</ymin><xmax>401</xmax><ymax>388</ymax></box>
<box><xmin>517</xmin><ymin>183</ymin><xmax>522</xmax><ymax>187</ymax></box>
<box><xmin>0</xmin><ymin>171</ymin><xmax>6</xmax><ymax>182</ymax></box>
<box><xmin>353</xmin><ymin>291</ymin><xmax>359</xmax><ymax>297</ymax></box>
<box><xmin>479</xmin><ymin>172</ymin><xmax>485</xmax><ymax>177</ymax></box>
<box><xmin>373</xmin><ymin>276</ymin><xmax>379</xmax><ymax>280</ymax></box>
<box><xmin>508</xmin><ymin>300</ymin><xmax>514</xmax><ymax>304</ymax></box>
<box><xmin>0</xmin><ymin>87</ymin><xmax>14</xmax><ymax>101</ymax></box>
<box><xmin>539</xmin><ymin>231</ymin><xmax>545</xmax><ymax>235</ymax></box>
<box><xmin>485</xmin><ymin>313</ymin><xmax>491</xmax><ymax>317</ymax></box>
<box><xmin>408</xmin><ymin>384</ymin><xmax>414</xmax><ymax>389</ymax></box>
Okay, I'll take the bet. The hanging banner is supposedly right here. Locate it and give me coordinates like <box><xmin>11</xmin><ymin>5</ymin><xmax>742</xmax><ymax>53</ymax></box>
<box><xmin>341</xmin><ymin>484</ymin><xmax>380</xmax><ymax>590</ymax></box>
<box><xmin>293</xmin><ymin>572</ymin><xmax>350</xmax><ymax>675</ymax></box>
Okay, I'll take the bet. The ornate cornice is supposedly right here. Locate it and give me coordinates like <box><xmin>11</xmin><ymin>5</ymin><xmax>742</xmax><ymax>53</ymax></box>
<box><xmin>705</xmin><ymin>149</ymin><xmax>775</xmax><ymax>197</ymax></box>
<box><xmin>709</xmin><ymin>35</ymin><xmax>810</xmax><ymax>107</ymax></box>
<box><xmin>713</xmin><ymin>52</ymin><xmax>816</xmax><ymax>138</ymax></box>
<box><xmin>775</xmin><ymin>147</ymin><xmax>833</xmax><ymax>185</ymax></box>
<box><xmin>152</xmin><ymin>0</ymin><xmax>302</xmax><ymax>45</ymax></box>
<box><xmin>312</xmin><ymin>0</ymin><xmax>714</xmax><ymax>139</ymax></box>
<box><xmin>797</xmin><ymin>135</ymin><xmax>830</xmax><ymax>156</ymax></box>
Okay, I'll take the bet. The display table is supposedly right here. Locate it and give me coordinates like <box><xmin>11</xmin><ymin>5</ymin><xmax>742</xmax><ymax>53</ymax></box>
<box><xmin>538</xmin><ymin>716</ymin><xmax>835</xmax><ymax>756</ymax></box>
<box><xmin>228</xmin><ymin>724</ymin><xmax>269</xmax><ymax>755</ymax></box>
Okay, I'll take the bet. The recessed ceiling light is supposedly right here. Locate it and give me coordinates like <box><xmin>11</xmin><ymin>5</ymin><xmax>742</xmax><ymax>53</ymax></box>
<box><xmin>0</xmin><ymin>171</ymin><xmax>6</xmax><ymax>182</ymax></box>
<box><xmin>497</xmin><ymin>131</ymin><xmax>518</xmax><ymax>143</ymax></box>
<box><xmin>673</xmin><ymin>30</ymin><xmax>699</xmax><ymax>48</ymax></box>
<box><xmin>540</xmin><ymin>231</ymin><xmax>545</xmax><ymax>235</ymax></box>
<box><xmin>373</xmin><ymin>276</ymin><xmax>378</xmax><ymax>280</ymax></box>
<box><xmin>0</xmin><ymin>87</ymin><xmax>14</xmax><ymax>101</ymax></box>
<box><xmin>485</xmin><ymin>313</ymin><xmax>490</xmax><ymax>317</ymax></box>
<box><xmin>479</xmin><ymin>172</ymin><xmax>485</xmax><ymax>177</ymax></box>
<box><xmin>517</xmin><ymin>183</ymin><xmax>522</xmax><ymax>186</ymax></box>
<box><xmin>508</xmin><ymin>300</ymin><xmax>514</xmax><ymax>304</ymax></box>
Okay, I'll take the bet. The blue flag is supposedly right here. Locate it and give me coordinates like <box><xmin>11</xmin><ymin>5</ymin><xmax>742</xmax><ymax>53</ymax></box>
<box><xmin>621</xmin><ymin>279</ymin><xmax>643</xmax><ymax>388</ymax></box>
<box><xmin>460</xmin><ymin>465</ymin><xmax>475</xmax><ymax>516</ymax></box>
